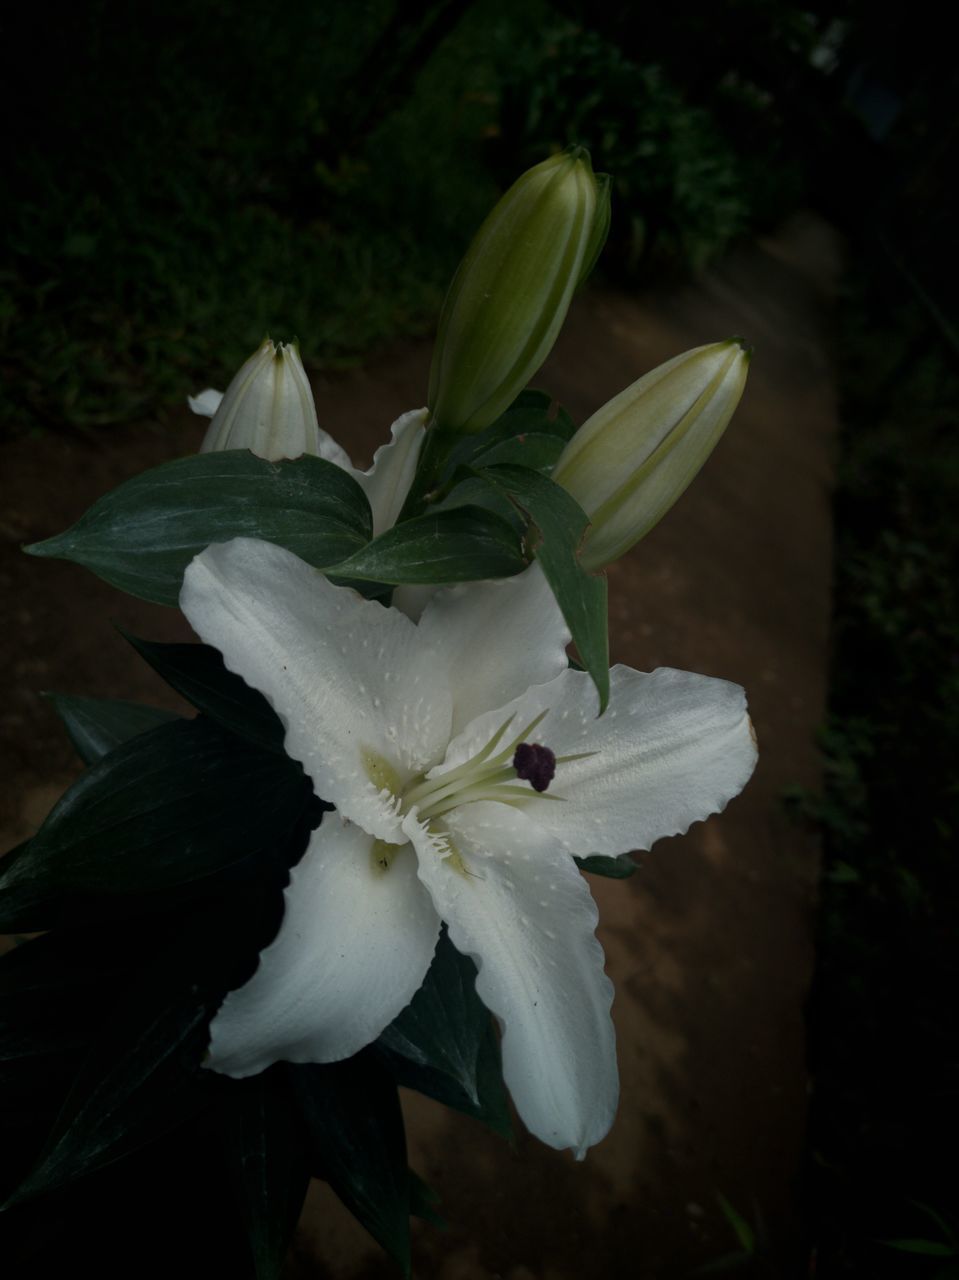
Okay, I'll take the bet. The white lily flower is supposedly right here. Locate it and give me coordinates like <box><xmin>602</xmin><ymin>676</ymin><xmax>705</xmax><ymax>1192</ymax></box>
<box><xmin>180</xmin><ymin>540</ymin><xmax>757</xmax><ymax>1157</ymax></box>
<box><xmin>190</xmin><ymin>342</ymin><xmax>426</xmax><ymax>536</ymax></box>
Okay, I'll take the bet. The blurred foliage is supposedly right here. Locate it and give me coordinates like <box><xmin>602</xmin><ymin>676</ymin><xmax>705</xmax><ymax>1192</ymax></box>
<box><xmin>494</xmin><ymin>23</ymin><xmax>804</xmax><ymax>274</ymax></box>
<box><xmin>1</xmin><ymin>0</ymin><xmax>527</xmax><ymax>432</ymax></box>
<box><xmin>1</xmin><ymin>0</ymin><xmax>819</xmax><ymax>435</ymax></box>
<box><xmin>797</xmin><ymin>241</ymin><xmax>959</xmax><ymax>1273</ymax></box>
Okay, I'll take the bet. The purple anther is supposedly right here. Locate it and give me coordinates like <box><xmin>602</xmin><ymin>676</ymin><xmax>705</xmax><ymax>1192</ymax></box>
<box><xmin>513</xmin><ymin>742</ymin><xmax>556</xmax><ymax>793</ymax></box>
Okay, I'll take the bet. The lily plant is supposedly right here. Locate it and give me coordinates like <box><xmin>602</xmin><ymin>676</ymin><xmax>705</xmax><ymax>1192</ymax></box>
<box><xmin>3</xmin><ymin>146</ymin><xmax>758</xmax><ymax>1276</ymax></box>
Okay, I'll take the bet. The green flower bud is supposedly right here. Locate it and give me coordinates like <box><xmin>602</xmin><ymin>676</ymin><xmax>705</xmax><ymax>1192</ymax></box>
<box><xmin>553</xmin><ymin>339</ymin><xmax>750</xmax><ymax>570</ymax></box>
<box><xmin>428</xmin><ymin>148</ymin><xmax>610</xmax><ymax>435</ymax></box>
<box><xmin>197</xmin><ymin>338</ymin><xmax>322</xmax><ymax>461</ymax></box>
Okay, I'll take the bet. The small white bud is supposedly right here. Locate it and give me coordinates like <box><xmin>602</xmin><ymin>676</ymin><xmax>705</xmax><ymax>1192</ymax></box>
<box><xmin>198</xmin><ymin>338</ymin><xmax>322</xmax><ymax>461</ymax></box>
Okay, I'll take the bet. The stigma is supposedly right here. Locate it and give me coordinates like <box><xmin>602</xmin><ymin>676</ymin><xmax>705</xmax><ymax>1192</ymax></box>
<box><xmin>397</xmin><ymin>710</ymin><xmax>564</xmax><ymax>823</ymax></box>
<box><xmin>512</xmin><ymin>742</ymin><xmax>556</xmax><ymax>792</ymax></box>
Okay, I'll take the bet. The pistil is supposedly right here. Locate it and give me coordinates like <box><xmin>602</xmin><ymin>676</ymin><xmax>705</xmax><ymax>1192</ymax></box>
<box><xmin>401</xmin><ymin>710</ymin><xmax>560</xmax><ymax>821</ymax></box>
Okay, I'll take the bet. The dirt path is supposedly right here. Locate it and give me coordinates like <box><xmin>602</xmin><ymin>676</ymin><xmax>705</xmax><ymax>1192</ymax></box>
<box><xmin>0</xmin><ymin>214</ymin><xmax>840</xmax><ymax>1278</ymax></box>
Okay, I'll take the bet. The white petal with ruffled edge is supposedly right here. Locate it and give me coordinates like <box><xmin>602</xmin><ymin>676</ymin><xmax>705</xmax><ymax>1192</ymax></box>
<box><xmin>404</xmin><ymin>801</ymin><xmax>617</xmax><ymax>1157</ymax></box>
<box><xmin>437</xmin><ymin>664</ymin><xmax>757</xmax><ymax>856</ymax></box>
<box><xmin>180</xmin><ymin>538</ymin><xmax>452</xmax><ymax>840</ymax></box>
<box><xmin>417</xmin><ymin>563</ymin><xmax>571</xmax><ymax>739</ymax></box>
<box><xmin>353</xmin><ymin>409</ymin><xmax>427</xmax><ymax>535</ymax></box>
<box><xmin>188</xmin><ymin>388</ymin><xmax>223</xmax><ymax>417</ymax></box>
<box><xmin>208</xmin><ymin>819</ymin><xmax>440</xmax><ymax>1077</ymax></box>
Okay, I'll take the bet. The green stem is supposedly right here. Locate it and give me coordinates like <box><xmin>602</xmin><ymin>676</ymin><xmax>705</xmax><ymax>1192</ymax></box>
<box><xmin>396</xmin><ymin>424</ymin><xmax>459</xmax><ymax>521</ymax></box>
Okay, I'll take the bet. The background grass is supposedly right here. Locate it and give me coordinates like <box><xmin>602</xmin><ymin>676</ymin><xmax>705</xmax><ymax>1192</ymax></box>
<box><xmin>2</xmin><ymin>0</ymin><xmax>805</xmax><ymax>435</ymax></box>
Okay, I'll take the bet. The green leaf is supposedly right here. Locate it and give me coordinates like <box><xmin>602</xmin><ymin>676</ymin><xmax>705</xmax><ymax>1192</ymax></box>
<box><xmin>575</xmin><ymin>853</ymin><xmax>638</xmax><ymax>879</ymax></box>
<box><xmin>7</xmin><ymin>969</ymin><xmax>210</xmax><ymax>1206</ymax></box>
<box><xmin>716</xmin><ymin>1193</ymin><xmax>757</xmax><ymax>1255</ymax></box>
<box><xmin>5</xmin><ymin>879</ymin><xmax>295</xmax><ymax>1205</ymax></box>
<box><xmin>382</xmin><ymin>1028</ymin><xmax>512</xmax><ymax>1141</ymax></box>
<box><xmin>882</xmin><ymin>1239</ymin><xmax>956</xmax><ymax>1257</ymax></box>
<box><xmin>0</xmin><ymin>930</ymin><xmax>132</xmax><ymax>1087</ymax></box>
<box><xmin>431</xmin><ymin>472</ymin><xmax>526</xmax><ymax>529</ymax></box>
<box><xmin>480</xmin><ymin>464</ymin><xmax>609</xmax><ymax>711</ymax></box>
<box><xmin>0</xmin><ymin>929</ymin><xmax>148</xmax><ymax>1193</ymax></box>
<box><xmin>450</xmin><ymin>390</ymin><xmax>575</xmax><ymax>474</ymax></box>
<box><xmin>123</xmin><ymin>633</ymin><xmax>284</xmax><ymax>753</ymax></box>
<box><xmin>467</xmin><ymin>391</ymin><xmax>577</xmax><ymax>449</ymax></box>
<box><xmin>47</xmin><ymin>693</ymin><xmax>180</xmax><ymax>765</ymax></box>
<box><xmin>25</xmin><ymin>451</ymin><xmax>373</xmax><ymax>605</ymax></box>
<box><xmin>468</xmin><ymin>431</ymin><xmax>570</xmax><ymax>472</ymax></box>
<box><xmin>290</xmin><ymin>1053</ymin><xmax>411</xmax><ymax>1274</ymax></box>
<box><xmin>0</xmin><ymin>717</ymin><xmax>310</xmax><ymax>932</ymax></box>
<box><xmin>219</xmin><ymin>1072</ymin><xmax>312</xmax><ymax>1280</ymax></box>
<box><xmin>400</xmin><ymin>392</ymin><xmax>575</xmax><ymax>521</ymax></box>
<box><xmin>910</xmin><ymin>1200</ymin><xmax>958</xmax><ymax>1247</ymax></box>
<box><xmin>377</xmin><ymin>929</ymin><xmax>511</xmax><ymax>1138</ymax></box>
<box><xmin>328</xmin><ymin>505</ymin><xmax>526</xmax><ymax>585</ymax></box>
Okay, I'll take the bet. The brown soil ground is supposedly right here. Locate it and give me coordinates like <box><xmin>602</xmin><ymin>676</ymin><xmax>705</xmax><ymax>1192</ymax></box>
<box><xmin>0</xmin><ymin>214</ymin><xmax>840</xmax><ymax>1278</ymax></box>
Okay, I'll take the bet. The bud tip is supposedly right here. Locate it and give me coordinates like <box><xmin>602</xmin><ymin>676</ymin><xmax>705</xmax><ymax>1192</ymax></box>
<box><xmin>731</xmin><ymin>335</ymin><xmax>753</xmax><ymax>358</ymax></box>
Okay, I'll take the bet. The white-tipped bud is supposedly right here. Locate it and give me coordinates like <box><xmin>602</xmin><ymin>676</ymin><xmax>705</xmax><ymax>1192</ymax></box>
<box><xmin>552</xmin><ymin>339</ymin><xmax>750</xmax><ymax>569</ymax></box>
<box><xmin>198</xmin><ymin>338</ymin><xmax>322</xmax><ymax>461</ymax></box>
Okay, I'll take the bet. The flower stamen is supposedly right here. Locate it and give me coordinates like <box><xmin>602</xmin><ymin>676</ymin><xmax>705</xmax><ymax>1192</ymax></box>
<box><xmin>401</xmin><ymin>708</ymin><xmax>558</xmax><ymax>822</ymax></box>
<box><xmin>513</xmin><ymin>742</ymin><xmax>556</xmax><ymax>792</ymax></box>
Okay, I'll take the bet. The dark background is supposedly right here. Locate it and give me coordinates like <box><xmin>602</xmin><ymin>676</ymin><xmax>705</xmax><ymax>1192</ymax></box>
<box><xmin>3</xmin><ymin>1</ymin><xmax>958</xmax><ymax>1274</ymax></box>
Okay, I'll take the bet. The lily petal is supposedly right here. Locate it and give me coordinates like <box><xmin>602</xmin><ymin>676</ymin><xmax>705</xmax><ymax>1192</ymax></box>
<box><xmin>208</xmin><ymin>818</ymin><xmax>441</xmax><ymax>1077</ymax></box>
<box><xmin>180</xmin><ymin>538</ymin><xmax>452</xmax><ymax>840</ymax></box>
<box><xmin>442</xmin><ymin>665</ymin><xmax>757</xmax><ymax>856</ymax></box>
<box><xmin>418</xmin><ymin>563</ymin><xmax>571</xmax><ymax>739</ymax></box>
<box><xmin>404</xmin><ymin>801</ymin><xmax>617</xmax><ymax>1157</ymax></box>
<box><xmin>188</xmin><ymin>388</ymin><xmax>223</xmax><ymax>418</ymax></box>
<box><xmin>354</xmin><ymin>408</ymin><xmax>428</xmax><ymax>536</ymax></box>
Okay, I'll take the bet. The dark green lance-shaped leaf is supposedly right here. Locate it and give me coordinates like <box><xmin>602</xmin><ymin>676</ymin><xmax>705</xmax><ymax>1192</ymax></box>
<box><xmin>468</xmin><ymin>430</ymin><xmax>569</xmax><ymax>472</ymax></box>
<box><xmin>881</xmin><ymin>1239</ymin><xmax>956</xmax><ymax>1257</ymax></box>
<box><xmin>480</xmin><ymin>464</ymin><xmax>609</xmax><ymax>712</ymax></box>
<box><xmin>450</xmin><ymin>390</ymin><xmax>576</xmax><ymax>473</ymax></box>
<box><xmin>6</xmin><ymin>973</ymin><xmax>210</xmax><ymax>1207</ymax></box>
<box><xmin>0</xmin><ymin>716</ymin><xmax>310</xmax><ymax>932</ymax></box>
<box><xmin>377</xmin><ymin>929</ymin><xmax>511</xmax><ymax>1138</ymax></box>
<box><xmin>327</xmin><ymin>505</ymin><xmax>526</xmax><ymax>585</ymax></box>
<box><xmin>290</xmin><ymin>1053</ymin><xmax>411</xmax><ymax>1274</ymax></box>
<box><xmin>47</xmin><ymin>693</ymin><xmax>181</xmax><ymax>765</ymax></box>
<box><xmin>431</xmin><ymin>472</ymin><xmax>525</xmax><ymax>529</ymax></box>
<box><xmin>4</xmin><ymin>873</ymin><xmax>296</xmax><ymax>1207</ymax></box>
<box><xmin>575</xmin><ymin>853</ymin><xmax>638</xmax><ymax>879</ymax></box>
<box><xmin>0</xmin><ymin>929</ymin><xmax>141</xmax><ymax>1093</ymax></box>
<box><xmin>24</xmin><ymin>451</ymin><xmax>373</xmax><ymax>605</ymax></box>
<box><xmin>380</xmin><ymin>1026</ymin><xmax>511</xmax><ymax>1141</ymax></box>
<box><xmin>123</xmin><ymin>633</ymin><xmax>284</xmax><ymax>753</ymax></box>
<box><xmin>219</xmin><ymin>1072</ymin><xmax>312</xmax><ymax>1280</ymax></box>
<box><xmin>0</xmin><ymin>930</ymin><xmax>154</xmax><ymax>1203</ymax></box>
<box><xmin>378</xmin><ymin>928</ymin><xmax>489</xmax><ymax>1102</ymax></box>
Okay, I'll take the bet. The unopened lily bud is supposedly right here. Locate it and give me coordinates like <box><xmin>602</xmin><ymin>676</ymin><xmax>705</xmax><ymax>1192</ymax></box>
<box><xmin>197</xmin><ymin>338</ymin><xmax>322</xmax><ymax>461</ymax></box>
<box><xmin>553</xmin><ymin>339</ymin><xmax>750</xmax><ymax>569</ymax></box>
<box><xmin>428</xmin><ymin>147</ymin><xmax>610</xmax><ymax>435</ymax></box>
